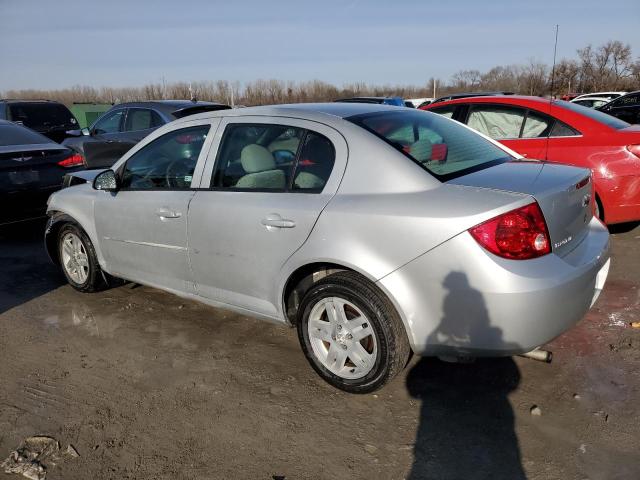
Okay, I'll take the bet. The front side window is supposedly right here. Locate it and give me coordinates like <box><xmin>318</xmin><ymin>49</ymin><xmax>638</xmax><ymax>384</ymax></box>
<box><xmin>467</xmin><ymin>106</ymin><xmax>526</xmax><ymax>139</ymax></box>
<box><xmin>93</xmin><ymin>110</ymin><xmax>125</xmax><ymax>134</ymax></box>
<box><xmin>212</xmin><ymin>124</ymin><xmax>304</xmax><ymax>190</ymax></box>
<box><xmin>124</xmin><ymin>108</ymin><xmax>164</xmax><ymax>132</ymax></box>
<box><xmin>348</xmin><ymin>110</ymin><xmax>511</xmax><ymax>181</ymax></box>
<box><xmin>120</xmin><ymin>125</ymin><xmax>210</xmax><ymax>189</ymax></box>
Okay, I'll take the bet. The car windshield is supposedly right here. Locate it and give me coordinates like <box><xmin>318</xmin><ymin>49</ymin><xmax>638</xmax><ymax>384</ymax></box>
<box><xmin>554</xmin><ymin>100</ymin><xmax>629</xmax><ymax>129</ymax></box>
<box><xmin>0</xmin><ymin>123</ymin><xmax>52</xmax><ymax>146</ymax></box>
<box><xmin>347</xmin><ymin>110</ymin><xmax>512</xmax><ymax>181</ymax></box>
<box><xmin>8</xmin><ymin>103</ymin><xmax>77</xmax><ymax>130</ymax></box>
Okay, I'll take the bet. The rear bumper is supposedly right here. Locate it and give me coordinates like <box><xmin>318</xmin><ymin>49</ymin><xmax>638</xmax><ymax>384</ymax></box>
<box><xmin>377</xmin><ymin>217</ymin><xmax>610</xmax><ymax>356</ymax></box>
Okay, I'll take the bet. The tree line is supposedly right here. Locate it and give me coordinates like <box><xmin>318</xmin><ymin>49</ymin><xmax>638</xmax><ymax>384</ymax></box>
<box><xmin>2</xmin><ymin>41</ymin><xmax>638</xmax><ymax>106</ymax></box>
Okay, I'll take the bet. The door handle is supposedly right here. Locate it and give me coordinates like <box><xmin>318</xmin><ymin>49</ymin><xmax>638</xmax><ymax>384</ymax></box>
<box><xmin>261</xmin><ymin>213</ymin><xmax>296</xmax><ymax>229</ymax></box>
<box><xmin>155</xmin><ymin>207</ymin><xmax>182</xmax><ymax>219</ymax></box>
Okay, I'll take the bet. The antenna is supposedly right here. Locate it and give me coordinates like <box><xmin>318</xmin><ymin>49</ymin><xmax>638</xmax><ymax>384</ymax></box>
<box><xmin>550</xmin><ymin>24</ymin><xmax>559</xmax><ymax>100</ymax></box>
<box><xmin>546</xmin><ymin>24</ymin><xmax>559</xmax><ymax>161</ymax></box>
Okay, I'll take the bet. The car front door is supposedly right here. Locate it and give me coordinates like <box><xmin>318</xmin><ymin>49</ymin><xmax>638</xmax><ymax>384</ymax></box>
<box><xmin>94</xmin><ymin>120</ymin><xmax>217</xmax><ymax>293</ymax></box>
<box><xmin>187</xmin><ymin>117</ymin><xmax>347</xmax><ymax>319</ymax></box>
<box><xmin>83</xmin><ymin>108</ymin><xmax>128</xmax><ymax>168</ymax></box>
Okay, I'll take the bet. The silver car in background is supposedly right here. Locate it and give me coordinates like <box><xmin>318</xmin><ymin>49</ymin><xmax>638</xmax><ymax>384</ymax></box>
<box><xmin>45</xmin><ymin>103</ymin><xmax>610</xmax><ymax>393</ymax></box>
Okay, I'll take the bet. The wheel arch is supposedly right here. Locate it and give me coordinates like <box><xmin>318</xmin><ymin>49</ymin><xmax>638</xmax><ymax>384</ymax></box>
<box><xmin>45</xmin><ymin>211</ymin><xmax>81</xmax><ymax>265</ymax></box>
<box><xmin>282</xmin><ymin>261</ymin><xmax>378</xmax><ymax>325</ymax></box>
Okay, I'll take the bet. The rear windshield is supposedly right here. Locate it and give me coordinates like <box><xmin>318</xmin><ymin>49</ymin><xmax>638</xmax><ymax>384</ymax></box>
<box><xmin>347</xmin><ymin>110</ymin><xmax>512</xmax><ymax>181</ymax></box>
<box><xmin>554</xmin><ymin>100</ymin><xmax>629</xmax><ymax>129</ymax></box>
<box><xmin>0</xmin><ymin>123</ymin><xmax>52</xmax><ymax>146</ymax></box>
<box><xmin>8</xmin><ymin>103</ymin><xmax>77</xmax><ymax>130</ymax></box>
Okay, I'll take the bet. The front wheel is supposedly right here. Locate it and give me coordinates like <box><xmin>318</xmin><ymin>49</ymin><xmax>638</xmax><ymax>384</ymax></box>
<box><xmin>58</xmin><ymin>223</ymin><xmax>108</xmax><ymax>292</ymax></box>
<box><xmin>296</xmin><ymin>271</ymin><xmax>411</xmax><ymax>393</ymax></box>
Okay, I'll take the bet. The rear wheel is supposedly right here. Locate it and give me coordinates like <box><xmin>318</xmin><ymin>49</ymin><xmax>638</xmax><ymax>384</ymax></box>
<box><xmin>58</xmin><ymin>223</ymin><xmax>107</xmax><ymax>292</ymax></box>
<box><xmin>297</xmin><ymin>271</ymin><xmax>410</xmax><ymax>393</ymax></box>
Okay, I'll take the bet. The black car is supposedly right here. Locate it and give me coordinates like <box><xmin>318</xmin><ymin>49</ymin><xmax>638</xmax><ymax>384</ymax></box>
<box><xmin>423</xmin><ymin>91</ymin><xmax>515</xmax><ymax>107</ymax></box>
<box><xmin>0</xmin><ymin>120</ymin><xmax>83</xmax><ymax>225</ymax></box>
<box><xmin>597</xmin><ymin>90</ymin><xmax>640</xmax><ymax>124</ymax></box>
<box><xmin>63</xmin><ymin>100</ymin><xmax>230</xmax><ymax>168</ymax></box>
<box><xmin>0</xmin><ymin>100</ymin><xmax>80</xmax><ymax>143</ymax></box>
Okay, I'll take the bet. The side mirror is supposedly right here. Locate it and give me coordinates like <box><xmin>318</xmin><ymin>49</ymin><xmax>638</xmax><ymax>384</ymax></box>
<box><xmin>81</xmin><ymin>127</ymin><xmax>91</xmax><ymax>136</ymax></box>
<box><xmin>93</xmin><ymin>170</ymin><xmax>119</xmax><ymax>191</ymax></box>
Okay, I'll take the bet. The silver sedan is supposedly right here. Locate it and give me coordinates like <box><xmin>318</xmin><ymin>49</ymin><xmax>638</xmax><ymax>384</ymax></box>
<box><xmin>45</xmin><ymin>103</ymin><xmax>610</xmax><ymax>393</ymax></box>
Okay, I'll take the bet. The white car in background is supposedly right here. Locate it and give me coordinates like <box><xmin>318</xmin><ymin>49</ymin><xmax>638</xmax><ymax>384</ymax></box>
<box><xmin>572</xmin><ymin>92</ymin><xmax>626</xmax><ymax>103</ymax></box>
<box><xmin>570</xmin><ymin>97</ymin><xmax>612</xmax><ymax>109</ymax></box>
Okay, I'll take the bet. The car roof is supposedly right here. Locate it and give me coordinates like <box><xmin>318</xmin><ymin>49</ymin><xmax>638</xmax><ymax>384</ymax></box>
<box><xmin>0</xmin><ymin>99</ymin><xmax>64</xmax><ymax>104</ymax></box>
<box><xmin>112</xmin><ymin>100</ymin><xmax>227</xmax><ymax>112</ymax></box>
<box><xmin>176</xmin><ymin>102</ymin><xmax>408</xmax><ymax>125</ymax></box>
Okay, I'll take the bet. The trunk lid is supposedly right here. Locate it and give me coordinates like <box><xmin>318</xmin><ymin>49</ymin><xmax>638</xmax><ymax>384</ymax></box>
<box><xmin>0</xmin><ymin>144</ymin><xmax>74</xmax><ymax>191</ymax></box>
<box><xmin>448</xmin><ymin>160</ymin><xmax>593</xmax><ymax>257</ymax></box>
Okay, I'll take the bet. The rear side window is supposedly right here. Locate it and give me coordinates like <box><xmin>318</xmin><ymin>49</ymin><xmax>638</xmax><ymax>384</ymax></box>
<box><xmin>348</xmin><ymin>110</ymin><xmax>511</xmax><ymax>181</ymax></box>
<box><xmin>211</xmin><ymin>124</ymin><xmax>335</xmax><ymax>192</ymax></box>
<box><xmin>8</xmin><ymin>103</ymin><xmax>77</xmax><ymax>130</ymax></box>
<box><xmin>555</xmin><ymin>100</ymin><xmax>629</xmax><ymax>129</ymax></box>
<box><xmin>550</xmin><ymin>120</ymin><xmax>579</xmax><ymax>137</ymax></box>
<box><xmin>292</xmin><ymin>133</ymin><xmax>335</xmax><ymax>192</ymax></box>
<box><xmin>124</xmin><ymin>108</ymin><xmax>164</xmax><ymax>131</ymax></box>
<box><xmin>212</xmin><ymin>124</ymin><xmax>304</xmax><ymax>190</ymax></box>
<box><xmin>467</xmin><ymin>106</ymin><xmax>526</xmax><ymax>139</ymax></box>
<box><xmin>521</xmin><ymin>111</ymin><xmax>553</xmax><ymax>138</ymax></box>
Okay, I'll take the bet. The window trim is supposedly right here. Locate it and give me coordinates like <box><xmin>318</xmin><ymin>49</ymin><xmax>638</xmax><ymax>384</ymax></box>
<box><xmin>208</xmin><ymin>122</ymin><xmax>335</xmax><ymax>194</ymax></box>
<box><xmin>116</xmin><ymin>124</ymin><xmax>212</xmax><ymax>192</ymax></box>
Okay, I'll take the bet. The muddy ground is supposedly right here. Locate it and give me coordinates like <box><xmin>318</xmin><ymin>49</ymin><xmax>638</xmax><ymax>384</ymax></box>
<box><xmin>0</xmin><ymin>221</ymin><xmax>639</xmax><ymax>480</ymax></box>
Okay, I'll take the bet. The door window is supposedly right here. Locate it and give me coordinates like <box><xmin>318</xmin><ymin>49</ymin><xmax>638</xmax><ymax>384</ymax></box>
<box><xmin>124</xmin><ymin>108</ymin><xmax>164</xmax><ymax>132</ymax></box>
<box><xmin>521</xmin><ymin>111</ymin><xmax>553</xmax><ymax>138</ymax></box>
<box><xmin>292</xmin><ymin>132</ymin><xmax>335</xmax><ymax>192</ymax></box>
<box><xmin>120</xmin><ymin>125</ymin><xmax>210</xmax><ymax>190</ymax></box>
<box><xmin>93</xmin><ymin>110</ymin><xmax>125</xmax><ymax>134</ymax></box>
<box><xmin>467</xmin><ymin>106</ymin><xmax>526</xmax><ymax>139</ymax></box>
<box><xmin>211</xmin><ymin>124</ymin><xmax>304</xmax><ymax>190</ymax></box>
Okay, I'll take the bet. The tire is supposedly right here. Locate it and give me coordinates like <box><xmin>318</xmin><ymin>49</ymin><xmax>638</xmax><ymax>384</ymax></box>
<box><xmin>57</xmin><ymin>223</ymin><xmax>108</xmax><ymax>292</ymax></box>
<box><xmin>296</xmin><ymin>271</ymin><xmax>411</xmax><ymax>394</ymax></box>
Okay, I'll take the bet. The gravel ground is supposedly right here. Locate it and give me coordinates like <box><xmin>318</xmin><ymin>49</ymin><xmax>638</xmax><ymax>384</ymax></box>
<box><xmin>1</xmin><ymin>220</ymin><xmax>639</xmax><ymax>480</ymax></box>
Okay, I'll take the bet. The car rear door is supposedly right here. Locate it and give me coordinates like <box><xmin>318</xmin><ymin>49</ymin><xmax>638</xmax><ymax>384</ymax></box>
<box><xmin>94</xmin><ymin>120</ymin><xmax>218</xmax><ymax>293</ymax></box>
<box><xmin>187</xmin><ymin>116</ymin><xmax>347</xmax><ymax>318</ymax></box>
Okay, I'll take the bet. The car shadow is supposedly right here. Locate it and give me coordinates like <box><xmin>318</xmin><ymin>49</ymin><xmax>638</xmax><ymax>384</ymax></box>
<box><xmin>0</xmin><ymin>219</ymin><xmax>65</xmax><ymax>314</ymax></box>
<box><xmin>405</xmin><ymin>271</ymin><xmax>526</xmax><ymax>480</ymax></box>
<box><xmin>608</xmin><ymin>221</ymin><xmax>639</xmax><ymax>235</ymax></box>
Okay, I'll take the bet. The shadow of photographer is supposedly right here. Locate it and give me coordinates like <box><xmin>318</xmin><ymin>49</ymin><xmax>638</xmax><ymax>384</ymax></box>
<box><xmin>406</xmin><ymin>271</ymin><xmax>526</xmax><ymax>480</ymax></box>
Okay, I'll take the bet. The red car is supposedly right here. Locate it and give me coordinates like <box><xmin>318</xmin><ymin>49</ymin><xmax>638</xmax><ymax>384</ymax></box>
<box><xmin>421</xmin><ymin>96</ymin><xmax>640</xmax><ymax>224</ymax></box>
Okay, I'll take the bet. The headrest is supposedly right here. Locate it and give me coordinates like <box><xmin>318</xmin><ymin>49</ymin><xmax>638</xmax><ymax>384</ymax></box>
<box><xmin>240</xmin><ymin>144</ymin><xmax>276</xmax><ymax>173</ymax></box>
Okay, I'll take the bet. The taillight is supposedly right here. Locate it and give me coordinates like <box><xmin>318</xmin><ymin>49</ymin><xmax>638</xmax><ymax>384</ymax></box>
<box><xmin>469</xmin><ymin>202</ymin><xmax>551</xmax><ymax>260</ymax></box>
<box><xmin>627</xmin><ymin>144</ymin><xmax>640</xmax><ymax>159</ymax></box>
<box><xmin>57</xmin><ymin>153</ymin><xmax>84</xmax><ymax>168</ymax></box>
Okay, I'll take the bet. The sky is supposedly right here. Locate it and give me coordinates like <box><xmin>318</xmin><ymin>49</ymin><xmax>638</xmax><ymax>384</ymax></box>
<box><xmin>1</xmin><ymin>0</ymin><xmax>639</xmax><ymax>91</ymax></box>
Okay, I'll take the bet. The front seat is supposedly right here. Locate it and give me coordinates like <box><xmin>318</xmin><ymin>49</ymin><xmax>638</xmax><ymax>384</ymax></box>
<box><xmin>235</xmin><ymin>144</ymin><xmax>286</xmax><ymax>189</ymax></box>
